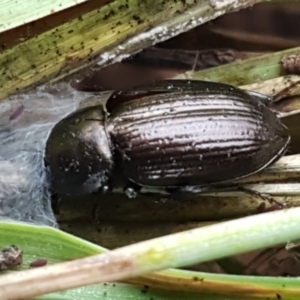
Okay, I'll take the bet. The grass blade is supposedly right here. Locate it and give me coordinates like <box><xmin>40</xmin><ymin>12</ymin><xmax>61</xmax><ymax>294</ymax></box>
<box><xmin>2</xmin><ymin>206</ymin><xmax>300</xmax><ymax>299</ymax></box>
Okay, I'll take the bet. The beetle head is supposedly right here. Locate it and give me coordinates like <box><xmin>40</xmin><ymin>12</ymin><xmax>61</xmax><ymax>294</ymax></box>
<box><xmin>44</xmin><ymin>105</ymin><xmax>113</xmax><ymax>195</ymax></box>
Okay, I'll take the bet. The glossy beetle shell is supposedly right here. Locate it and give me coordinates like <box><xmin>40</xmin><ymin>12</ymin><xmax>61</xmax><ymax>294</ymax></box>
<box><xmin>45</xmin><ymin>106</ymin><xmax>113</xmax><ymax>195</ymax></box>
<box><xmin>45</xmin><ymin>80</ymin><xmax>290</xmax><ymax>195</ymax></box>
<box><xmin>107</xmin><ymin>80</ymin><xmax>290</xmax><ymax>188</ymax></box>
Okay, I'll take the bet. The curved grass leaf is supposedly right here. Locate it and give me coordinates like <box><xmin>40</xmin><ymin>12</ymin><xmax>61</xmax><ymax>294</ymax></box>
<box><xmin>2</xmin><ymin>208</ymin><xmax>300</xmax><ymax>300</ymax></box>
<box><xmin>192</xmin><ymin>46</ymin><xmax>300</xmax><ymax>86</ymax></box>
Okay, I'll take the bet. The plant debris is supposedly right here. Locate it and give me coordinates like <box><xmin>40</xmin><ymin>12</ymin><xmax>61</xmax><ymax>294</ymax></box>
<box><xmin>0</xmin><ymin>245</ymin><xmax>22</xmax><ymax>271</ymax></box>
<box><xmin>29</xmin><ymin>259</ymin><xmax>48</xmax><ymax>268</ymax></box>
<box><xmin>281</xmin><ymin>55</ymin><xmax>300</xmax><ymax>74</ymax></box>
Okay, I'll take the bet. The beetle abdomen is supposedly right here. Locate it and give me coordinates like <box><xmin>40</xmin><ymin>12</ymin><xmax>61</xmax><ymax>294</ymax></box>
<box><xmin>108</xmin><ymin>89</ymin><xmax>289</xmax><ymax>187</ymax></box>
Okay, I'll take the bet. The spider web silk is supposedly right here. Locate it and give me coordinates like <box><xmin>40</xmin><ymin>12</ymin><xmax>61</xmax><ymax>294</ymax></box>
<box><xmin>0</xmin><ymin>83</ymin><xmax>94</xmax><ymax>227</ymax></box>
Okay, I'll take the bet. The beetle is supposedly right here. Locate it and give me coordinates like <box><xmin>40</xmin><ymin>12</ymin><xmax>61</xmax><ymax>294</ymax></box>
<box><xmin>44</xmin><ymin>80</ymin><xmax>290</xmax><ymax>198</ymax></box>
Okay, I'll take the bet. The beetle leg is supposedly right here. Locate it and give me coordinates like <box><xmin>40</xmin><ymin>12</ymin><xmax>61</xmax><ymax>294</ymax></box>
<box><xmin>166</xmin><ymin>186</ymin><xmax>215</xmax><ymax>194</ymax></box>
<box><xmin>123</xmin><ymin>182</ymin><xmax>142</xmax><ymax>199</ymax></box>
<box><xmin>237</xmin><ymin>186</ymin><xmax>285</xmax><ymax>208</ymax></box>
<box><xmin>244</xmin><ymin>90</ymin><xmax>273</xmax><ymax>106</ymax></box>
<box><xmin>165</xmin><ymin>185</ymin><xmax>236</xmax><ymax>201</ymax></box>
<box><xmin>92</xmin><ymin>183</ymin><xmax>113</xmax><ymax>197</ymax></box>
<box><xmin>166</xmin><ymin>185</ymin><xmax>285</xmax><ymax>209</ymax></box>
<box><xmin>166</xmin><ymin>184</ymin><xmax>244</xmax><ymax>195</ymax></box>
<box><xmin>50</xmin><ymin>193</ymin><xmax>61</xmax><ymax>215</ymax></box>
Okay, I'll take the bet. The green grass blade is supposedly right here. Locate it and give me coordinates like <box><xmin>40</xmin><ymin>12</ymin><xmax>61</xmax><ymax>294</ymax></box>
<box><xmin>192</xmin><ymin>46</ymin><xmax>300</xmax><ymax>86</ymax></box>
<box><xmin>0</xmin><ymin>221</ymin><xmax>242</xmax><ymax>300</ymax></box>
<box><xmin>3</xmin><ymin>206</ymin><xmax>300</xmax><ymax>299</ymax></box>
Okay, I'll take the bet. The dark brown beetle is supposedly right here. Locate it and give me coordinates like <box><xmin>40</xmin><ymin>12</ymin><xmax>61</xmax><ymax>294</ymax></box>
<box><xmin>44</xmin><ymin>80</ymin><xmax>290</xmax><ymax>197</ymax></box>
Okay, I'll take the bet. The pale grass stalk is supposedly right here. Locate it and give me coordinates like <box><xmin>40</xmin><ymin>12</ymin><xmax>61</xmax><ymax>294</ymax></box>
<box><xmin>2</xmin><ymin>206</ymin><xmax>300</xmax><ymax>299</ymax></box>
